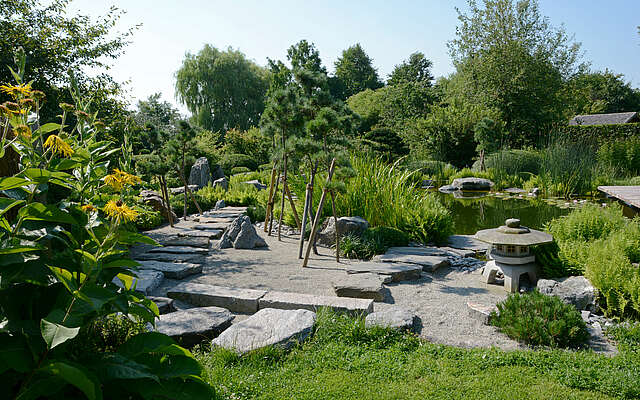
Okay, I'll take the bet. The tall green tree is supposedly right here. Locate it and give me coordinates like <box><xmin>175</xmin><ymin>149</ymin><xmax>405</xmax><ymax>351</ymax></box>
<box><xmin>388</xmin><ymin>52</ymin><xmax>434</xmax><ymax>86</ymax></box>
<box><xmin>447</xmin><ymin>0</ymin><xmax>586</xmax><ymax>147</ymax></box>
<box><xmin>334</xmin><ymin>43</ymin><xmax>383</xmax><ymax>99</ymax></box>
<box><xmin>565</xmin><ymin>70</ymin><xmax>640</xmax><ymax>115</ymax></box>
<box><xmin>175</xmin><ymin>45</ymin><xmax>268</xmax><ymax>133</ymax></box>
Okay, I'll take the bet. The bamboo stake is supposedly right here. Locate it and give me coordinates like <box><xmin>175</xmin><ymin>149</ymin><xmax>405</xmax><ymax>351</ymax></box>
<box><xmin>268</xmin><ymin>168</ymin><xmax>280</xmax><ymax>236</ymax></box>
<box><xmin>284</xmin><ymin>181</ymin><xmax>301</xmax><ymax>230</ymax></box>
<box><xmin>330</xmin><ymin>190</ymin><xmax>340</xmax><ymax>263</ymax></box>
<box><xmin>159</xmin><ymin>175</ymin><xmax>174</xmax><ymax>227</ymax></box>
<box><xmin>264</xmin><ymin>163</ymin><xmax>278</xmax><ymax>232</ymax></box>
<box><xmin>298</xmin><ymin>182</ymin><xmax>311</xmax><ymax>259</ymax></box>
<box><xmin>177</xmin><ymin>170</ymin><xmax>202</xmax><ymax>214</ymax></box>
<box><xmin>277</xmin><ymin>154</ymin><xmax>288</xmax><ymax>240</ymax></box>
<box><xmin>302</xmin><ymin>158</ymin><xmax>336</xmax><ymax>268</ymax></box>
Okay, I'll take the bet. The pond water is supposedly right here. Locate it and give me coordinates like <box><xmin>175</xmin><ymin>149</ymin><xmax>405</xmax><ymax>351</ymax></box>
<box><xmin>434</xmin><ymin>192</ymin><xmax>574</xmax><ymax>235</ymax></box>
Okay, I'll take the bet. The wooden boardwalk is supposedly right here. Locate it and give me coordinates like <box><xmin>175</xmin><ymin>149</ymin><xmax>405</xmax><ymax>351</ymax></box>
<box><xmin>598</xmin><ymin>186</ymin><xmax>640</xmax><ymax>209</ymax></box>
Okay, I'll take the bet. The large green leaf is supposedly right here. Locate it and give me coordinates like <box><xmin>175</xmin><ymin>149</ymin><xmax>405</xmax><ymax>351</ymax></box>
<box><xmin>14</xmin><ymin>377</ymin><xmax>66</xmax><ymax>400</ymax></box>
<box><xmin>0</xmin><ymin>198</ymin><xmax>24</xmax><ymax>217</ymax></box>
<box><xmin>35</xmin><ymin>122</ymin><xmax>61</xmax><ymax>134</ymax></box>
<box><xmin>0</xmin><ymin>177</ymin><xmax>31</xmax><ymax>191</ymax></box>
<box><xmin>19</xmin><ymin>203</ymin><xmax>77</xmax><ymax>225</ymax></box>
<box><xmin>103</xmin><ymin>259</ymin><xmax>140</xmax><ymax>269</ymax></box>
<box><xmin>40</xmin><ymin>319</ymin><xmax>80</xmax><ymax>349</ymax></box>
<box><xmin>39</xmin><ymin>361</ymin><xmax>101</xmax><ymax>400</ymax></box>
<box><xmin>117</xmin><ymin>230</ymin><xmax>158</xmax><ymax>246</ymax></box>
<box><xmin>22</xmin><ymin>169</ymin><xmax>73</xmax><ymax>187</ymax></box>
<box><xmin>118</xmin><ymin>332</ymin><xmax>192</xmax><ymax>358</ymax></box>
<box><xmin>91</xmin><ymin>353</ymin><xmax>159</xmax><ymax>382</ymax></box>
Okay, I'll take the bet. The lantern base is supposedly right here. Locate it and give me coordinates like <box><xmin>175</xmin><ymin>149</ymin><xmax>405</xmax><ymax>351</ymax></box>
<box><xmin>482</xmin><ymin>260</ymin><xmax>538</xmax><ymax>293</ymax></box>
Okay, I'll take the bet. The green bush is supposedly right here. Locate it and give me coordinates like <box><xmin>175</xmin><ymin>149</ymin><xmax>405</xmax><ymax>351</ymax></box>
<box><xmin>338</xmin><ymin>157</ymin><xmax>453</xmax><ymax>244</ymax></box>
<box><xmin>231</xmin><ymin>166</ymin><xmax>251</xmax><ymax>174</ymax></box>
<box><xmin>539</xmin><ymin>142</ymin><xmax>597</xmax><ymax>198</ymax></box>
<box><xmin>556</xmin><ymin>122</ymin><xmax>640</xmax><ymax>145</ymax></box>
<box><xmin>364</xmin><ymin>226</ymin><xmax>409</xmax><ymax>248</ymax></box>
<box><xmin>133</xmin><ymin>205</ymin><xmax>163</xmax><ymax>230</ymax></box>
<box><xmin>70</xmin><ymin>314</ymin><xmax>147</xmax><ymax>356</ymax></box>
<box><xmin>474</xmin><ymin>149</ymin><xmax>542</xmax><ymax>175</ymax></box>
<box><xmin>490</xmin><ymin>291</ymin><xmax>590</xmax><ymax>348</ymax></box>
<box><xmin>597</xmin><ymin>137</ymin><xmax>640</xmax><ymax>177</ymax></box>
<box><xmin>220</xmin><ymin>153</ymin><xmax>258</xmax><ymax>175</ymax></box>
<box><xmin>411</xmin><ymin>159</ymin><xmax>458</xmax><ymax>183</ymax></box>
<box><xmin>548</xmin><ymin>203</ymin><xmax>627</xmax><ymax>243</ymax></box>
<box><xmin>450</xmin><ymin>167</ymin><xmax>493</xmax><ymax>181</ymax></box>
<box><xmin>340</xmin><ymin>233</ymin><xmax>384</xmax><ymax>260</ymax></box>
<box><xmin>247</xmin><ymin>204</ymin><xmax>266</xmax><ymax>223</ymax></box>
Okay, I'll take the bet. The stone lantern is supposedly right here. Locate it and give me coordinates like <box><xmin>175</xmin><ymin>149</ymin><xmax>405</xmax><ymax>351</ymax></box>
<box><xmin>474</xmin><ymin>218</ymin><xmax>553</xmax><ymax>292</ymax></box>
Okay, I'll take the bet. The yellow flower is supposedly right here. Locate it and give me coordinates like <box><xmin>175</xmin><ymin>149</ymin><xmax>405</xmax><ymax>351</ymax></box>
<box><xmin>81</xmin><ymin>204</ymin><xmax>97</xmax><ymax>213</ymax></box>
<box><xmin>44</xmin><ymin>134</ymin><xmax>74</xmax><ymax>157</ymax></box>
<box><xmin>15</xmin><ymin>124</ymin><xmax>32</xmax><ymax>139</ymax></box>
<box><xmin>0</xmin><ymin>83</ymin><xmax>32</xmax><ymax>99</ymax></box>
<box><xmin>103</xmin><ymin>200</ymin><xmax>137</xmax><ymax>223</ymax></box>
<box><xmin>104</xmin><ymin>168</ymin><xmax>141</xmax><ymax>191</ymax></box>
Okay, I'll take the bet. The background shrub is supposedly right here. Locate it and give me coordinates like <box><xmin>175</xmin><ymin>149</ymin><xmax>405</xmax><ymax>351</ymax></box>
<box><xmin>231</xmin><ymin>166</ymin><xmax>251</xmax><ymax>174</ymax></box>
<box><xmin>410</xmin><ymin>159</ymin><xmax>458</xmax><ymax>184</ymax></box>
<box><xmin>473</xmin><ymin>149</ymin><xmax>542</xmax><ymax>176</ymax></box>
<box><xmin>364</xmin><ymin>226</ymin><xmax>409</xmax><ymax>248</ymax></box>
<box><xmin>597</xmin><ymin>137</ymin><xmax>640</xmax><ymax>177</ymax></box>
<box><xmin>220</xmin><ymin>153</ymin><xmax>258</xmax><ymax>175</ymax></box>
<box><xmin>490</xmin><ymin>291</ymin><xmax>590</xmax><ymax>348</ymax></box>
<box><xmin>133</xmin><ymin>205</ymin><xmax>163</xmax><ymax>230</ymax></box>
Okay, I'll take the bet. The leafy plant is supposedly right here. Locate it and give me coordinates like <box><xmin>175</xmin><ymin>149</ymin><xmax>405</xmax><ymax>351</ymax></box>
<box><xmin>490</xmin><ymin>291</ymin><xmax>590</xmax><ymax>348</ymax></box>
<box><xmin>220</xmin><ymin>153</ymin><xmax>258</xmax><ymax>175</ymax></box>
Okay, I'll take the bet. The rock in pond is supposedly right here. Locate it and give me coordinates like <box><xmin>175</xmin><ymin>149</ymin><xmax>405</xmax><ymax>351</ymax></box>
<box><xmin>365</xmin><ymin>308</ymin><xmax>417</xmax><ymax>331</ymax></box>
<box><xmin>537</xmin><ymin>276</ymin><xmax>598</xmax><ymax>312</ymax></box>
<box><xmin>438</xmin><ymin>184</ymin><xmax>458</xmax><ymax>193</ymax></box>
<box><xmin>316</xmin><ymin>216</ymin><xmax>369</xmax><ymax>247</ymax></box>
<box><xmin>156</xmin><ymin>306</ymin><xmax>233</xmax><ymax>347</ymax></box>
<box><xmin>212</xmin><ymin>308</ymin><xmax>315</xmax><ymax>354</ymax></box>
<box><xmin>451</xmin><ymin>177</ymin><xmax>494</xmax><ymax>191</ymax></box>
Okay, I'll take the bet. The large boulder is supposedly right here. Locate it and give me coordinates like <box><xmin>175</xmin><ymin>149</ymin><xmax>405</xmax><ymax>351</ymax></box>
<box><xmin>451</xmin><ymin>177</ymin><xmax>494</xmax><ymax>191</ymax></box>
<box><xmin>316</xmin><ymin>216</ymin><xmax>369</xmax><ymax>247</ymax></box>
<box><xmin>537</xmin><ymin>276</ymin><xmax>599</xmax><ymax>312</ymax></box>
<box><xmin>212</xmin><ymin>308</ymin><xmax>316</xmax><ymax>354</ymax></box>
<box><xmin>189</xmin><ymin>157</ymin><xmax>211</xmax><ymax>188</ymax></box>
<box><xmin>219</xmin><ymin>215</ymin><xmax>267</xmax><ymax>249</ymax></box>
<box><xmin>139</xmin><ymin>189</ymin><xmax>176</xmax><ymax>221</ymax></box>
<box><xmin>212</xmin><ymin>177</ymin><xmax>228</xmax><ymax>191</ymax></box>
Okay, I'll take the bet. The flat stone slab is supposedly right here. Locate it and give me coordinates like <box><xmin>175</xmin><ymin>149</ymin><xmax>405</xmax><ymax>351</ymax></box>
<box><xmin>147</xmin><ymin>246</ymin><xmax>209</xmax><ymax>255</ymax></box>
<box><xmin>374</xmin><ymin>253</ymin><xmax>451</xmax><ymax>273</ymax></box>
<box><xmin>365</xmin><ymin>308</ymin><xmax>416</xmax><ymax>331</ymax></box>
<box><xmin>345</xmin><ymin>262</ymin><xmax>423</xmax><ymax>282</ymax></box>
<box><xmin>167</xmin><ymin>283</ymin><xmax>267</xmax><ymax>313</ymax></box>
<box><xmin>147</xmin><ymin>296</ymin><xmax>175</xmax><ymax>314</ymax></box>
<box><xmin>158</xmin><ymin>236</ymin><xmax>210</xmax><ymax>248</ymax></box>
<box><xmin>467</xmin><ymin>301</ymin><xmax>497</xmax><ymax>324</ymax></box>
<box><xmin>383</xmin><ymin>246</ymin><xmax>456</xmax><ymax>257</ymax></box>
<box><xmin>133</xmin><ymin>252</ymin><xmax>204</xmax><ymax>263</ymax></box>
<box><xmin>447</xmin><ymin>235</ymin><xmax>489</xmax><ymax>252</ymax></box>
<box><xmin>177</xmin><ymin>229</ymin><xmax>224</xmax><ymax>239</ymax></box>
<box><xmin>156</xmin><ymin>306</ymin><xmax>233</xmax><ymax>347</ymax></box>
<box><xmin>212</xmin><ymin>308</ymin><xmax>315</xmax><ymax>354</ymax></box>
<box><xmin>259</xmin><ymin>291</ymin><xmax>373</xmax><ymax>315</ymax></box>
<box><xmin>114</xmin><ymin>270</ymin><xmax>163</xmax><ymax>295</ymax></box>
<box><xmin>332</xmin><ymin>273</ymin><xmax>387</xmax><ymax>301</ymax></box>
<box><xmin>137</xmin><ymin>260</ymin><xmax>203</xmax><ymax>279</ymax></box>
<box><xmin>438</xmin><ymin>246</ymin><xmax>476</xmax><ymax>258</ymax></box>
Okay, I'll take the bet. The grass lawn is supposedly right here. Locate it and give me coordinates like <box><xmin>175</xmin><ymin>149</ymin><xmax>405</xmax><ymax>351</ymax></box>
<box><xmin>195</xmin><ymin>310</ymin><xmax>640</xmax><ymax>400</ymax></box>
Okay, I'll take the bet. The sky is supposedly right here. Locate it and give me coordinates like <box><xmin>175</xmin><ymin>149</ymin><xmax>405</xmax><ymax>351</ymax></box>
<box><xmin>69</xmin><ymin>0</ymin><xmax>640</xmax><ymax>113</ymax></box>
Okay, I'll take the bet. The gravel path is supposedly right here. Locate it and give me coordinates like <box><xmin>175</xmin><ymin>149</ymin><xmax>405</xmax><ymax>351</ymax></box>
<box><xmin>151</xmin><ymin>226</ymin><xmax>522</xmax><ymax>350</ymax></box>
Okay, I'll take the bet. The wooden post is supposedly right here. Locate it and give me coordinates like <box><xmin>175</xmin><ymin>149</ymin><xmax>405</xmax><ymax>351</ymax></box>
<box><xmin>302</xmin><ymin>158</ymin><xmax>335</xmax><ymax>268</ymax></box>
<box><xmin>298</xmin><ymin>182</ymin><xmax>311</xmax><ymax>259</ymax></box>
<box><xmin>330</xmin><ymin>190</ymin><xmax>340</xmax><ymax>263</ymax></box>
<box><xmin>159</xmin><ymin>175</ymin><xmax>174</xmax><ymax>227</ymax></box>
<box><xmin>264</xmin><ymin>163</ymin><xmax>278</xmax><ymax>232</ymax></box>
<box><xmin>277</xmin><ymin>154</ymin><xmax>288</xmax><ymax>240</ymax></box>
<box><xmin>284</xmin><ymin>181</ymin><xmax>301</xmax><ymax>230</ymax></box>
<box><xmin>268</xmin><ymin>168</ymin><xmax>280</xmax><ymax>236</ymax></box>
<box><xmin>177</xmin><ymin>171</ymin><xmax>202</xmax><ymax>214</ymax></box>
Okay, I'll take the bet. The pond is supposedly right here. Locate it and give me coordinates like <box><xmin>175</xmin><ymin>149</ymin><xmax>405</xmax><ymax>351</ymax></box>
<box><xmin>434</xmin><ymin>192</ymin><xmax>575</xmax><ymax>235</ymax></box>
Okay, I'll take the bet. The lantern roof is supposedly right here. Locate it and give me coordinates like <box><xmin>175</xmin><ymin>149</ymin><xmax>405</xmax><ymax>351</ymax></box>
<box><xmin>474</xmin><ymin>218</ymin><xmax>553</xmax><ymax>246</ymax></box>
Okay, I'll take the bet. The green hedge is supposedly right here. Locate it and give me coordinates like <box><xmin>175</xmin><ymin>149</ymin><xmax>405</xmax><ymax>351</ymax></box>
<box><xmin>220</xmin><ymin>153</ymin><xmax>258</xmax><ymax>175</ymax></box>
<box><xmin>556</xmin><ymin>123</ymin><xmax>640</xmax><ymax>145</ymax></box>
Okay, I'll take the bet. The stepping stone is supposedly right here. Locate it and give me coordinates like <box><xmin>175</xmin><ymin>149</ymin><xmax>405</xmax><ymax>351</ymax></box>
<box><xmin>147</xmin><ymin>296</ymin><xmax>175</xmax><ymax>314</ymax></box>
<box><xmin>137</xmin><ymin>260</ymin><xmax>202</xmax><ymax>279</ymax></box>
<box><xmin>466</xmin><ymin>301</ymin><xmax>497</xmax><ymax>324</ymax></box>
<box><xmin>438</xmin><ymin>246</ymin><xmax>476</xmax><ymax>258</ymax></box>
<box><xmin>167</xmin><ymin>283</ymin><xmax>267</xmax><ymax>313</ymax></box>
<box><xmin>158</xmin><ymin>236</ymin><xmax>209</xmax><ymax>248</ymax></box>
<box><xmin>373</xmin><ymin>253</ymin><xmax>451</xmax><ymax>272</ymax></box>
<box><xmin>332</xmin><ymin>273</ymin><xmax>387</xmax><ymax>301</ymax></box>
<box><xmin>177</xmin><ymin>230</ymin><xmax>224</xmax><ymax>239</ymax></box>
<box><xmin>447</xmin><ymin>235</ymin><xmax>489</xmax><ymax>252</ymax></box>
<box><xmin>383</xmin><ymin>246</ymin><xmax>455</xmax><ymax>257</ymax></box>
<box><xmin>147</xmin><ymin>246</ymin><xmax>209</xmax><ymax>255</ymax></box>
<box><xmin>212</xmin><ymin>308</ymin><xmax>315</xmax><ymax>354</ymax></box>
<box><xmin>133</xmin><ymin>252</ymin><xmax>204</xmax><ymax>263</ymax></box>
<box><xmin>365</xmin><ymin>308</ymin><xmax>417</xmax><ymax>331</ymax></box>
<box><xmin>114</xmin><ymin>270</ymin><xmax>163</xmax><ymax>295</ymax></box>
<box><xmin>259</xmin><ymin>291</ymin><xmax>373</xmax><ymax>315</ymax></box>
<box><xmin>155</xmin><ymin>306</ymin><xmax>233</xmax><ymax>348</ymax></box>
<box><xmin>345</xmin><ymin>262</ymin><xmax>422</xmax><ymax>282</ymax></box>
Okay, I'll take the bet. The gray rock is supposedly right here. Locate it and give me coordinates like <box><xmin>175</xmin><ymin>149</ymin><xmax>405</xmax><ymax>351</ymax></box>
<box><xmin>189</xmin><ymin>157</ymin><xmax>211</xmax><ymax>188</ymax></box>
<box><xmin>438</xmin><ymin>184</ymin><xmax>458</xmax><ymax>193</ymax></box>
<box><xmin>212</xmin><ymin>308</ymin><xmax>315</xmax><ymax>354</ymax></box>
<box><xmin>147</xmin><ymin>246</ymin><xmax>209</xmax><ymax>255</ymax></box>
<box><xmin>365</xmin><ymin>308</ymin><xmax>416</xmax><ymax>331</ymax></box>
<box><xmin>133</xmin><ymin>252</ymin><xmax>203</xmax><ymax>264</ymax></box>
<box><xmin>504</xmin><ymin>187</ymin><xmax>527</xmax><ymax>194</ymax></box>
<box><xmin>137</xmin><ymin>260</ymin><xmax>203</xmax><ymax>279</ymax></box>
<box><xmin>170</xmin><ymin>185</ymin><xmax>199</xmax><ymax>195</ymax></box>
<box><xmin>451</xmin><ymin>177</ymin><xmax>494</xmax><ymax>191</ymax></box>
<box><xmin>332</xmin><ymin>273</ymin><xmax>386</xmax><ymax>301</ymax></box>
<box><xmin>158</xmin><ymin>236</ymin><xmax>210</xmax><ymax>249</ymax></box>
<box><xmin>258</xmin><ymin>291</ymin><xmax>374</xmax><ymax>315</ymax></box>
<box><xmin>215</xmin><ymin>199</ymin><xmax>225</xmax><ymax>209</ymax></box>
<box><xmin>447</xmin><ymin>235</ymin><xmax>489</xmax><ymax>252</ymax></box>
<box><xmin>167</xmin><ymin>283</ymin><xmax>267</xmax><ymax>313</ymax></box>
<box><xmin>466</xmin><ymin>301</ymin><xmax>497</xmax><ymax>324</ymax></box>
<box><xmin>219</xmin><ymin>215</ymin><xmax>267</xmax><ymax>249</ymax></box>
<box><xmin>212</xmin><ymin>177</ymin><xmax>228</xmax><ymax>191</ymax></box>
<box><xmin>211</xmin><ymin>164</ymin><xmax>225</xmax><ymax>181</ymax></box>
<box><xmin>346</xmin><ymin>262</ymin><xmax>423</xmax><ymax>282</ymax></box>
<box><xmin>537</xmin><ymin>276</ymin><xmax>599</xmax><ymax>312</ymax></box>
<box><xmin>316</xmin><ymin>216</ymin><xmax>369</xmax><ymax>247</ymax></box>
<box><xmin>139</xmin><ymin>189</ymin><xmax>176</xmax><ymax>221</ymax></box>
<box><xmin>374</xmin><ymin>252</ymin><xmax>450</xmax><ymax>273</ymax></box>
<box><xmin>242</xmin><ymin>180</ymin><xmax>267</xmax><ymax>191</ymax></box>
<box><xmin>156</xmin><ymin>306</ymin><xmax>233</xmax><ymax>347</ymax></box>
<box><xmin>147</xmin><ymin>296</ymin><xmax>175</xmax><ymax>314</ymax></box>
<box><xmin>113</xmin><ymin>270</ymin><xmax>163</xmax><ymax>295</ymax></box>
<box><xmin>183</xmin><ymin>227</ymin><xmax>224</xmax><ymax>239</ymax></box>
